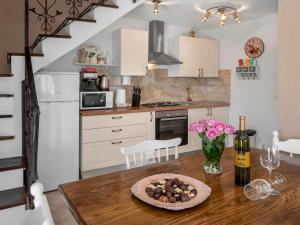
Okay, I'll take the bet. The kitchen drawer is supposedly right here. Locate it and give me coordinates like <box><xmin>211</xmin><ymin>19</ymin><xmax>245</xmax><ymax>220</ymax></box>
<box><xmin>82</xmin><ymin>124</ymin><xmax>146</xmax><ymax>143</ymax></box>
<box><xmin>82</xmin><ymin>112</ymin><xmax>147</xmax><ymax>129</ymax></box>
<box><xmin>82</xmin><ymin>136</ymin><xmax>146</xmax><ymax>171</ymax></box>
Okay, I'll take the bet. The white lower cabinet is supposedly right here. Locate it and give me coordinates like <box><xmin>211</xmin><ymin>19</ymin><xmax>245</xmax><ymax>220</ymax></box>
<box><xmin>82</xmin><ymin>136</ymin><xmax>146</xmax><ymax>171</ymax></box>
<box><xmin>81</xmin><ymin>108</ymin><xmax>228</xmax><ymax>171</ymax></box>
<box><xmin>188</xmin><ymin>107</ymin><xmax>228</xmax><ymax>152</ymax></box>
<box><xmin>81</xmin><ymin>111</ymin><xmax>155</xmax><ymax>171</ymax></box>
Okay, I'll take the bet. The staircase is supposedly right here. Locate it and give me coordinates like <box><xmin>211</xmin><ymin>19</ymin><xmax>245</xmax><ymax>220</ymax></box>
<box><xmin>0</xmin><ymin>0</ymin><xmax>143</xmax><ymax>224</ymax></box>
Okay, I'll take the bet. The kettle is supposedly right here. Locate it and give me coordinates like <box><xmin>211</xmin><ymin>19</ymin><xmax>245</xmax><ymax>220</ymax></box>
<box><xmin>98</xmin><ymin>74</ymin><xmax>109</xmax><ymax>91</ymax></box>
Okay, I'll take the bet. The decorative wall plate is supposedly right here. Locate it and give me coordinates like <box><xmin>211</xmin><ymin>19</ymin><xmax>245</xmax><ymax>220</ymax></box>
<box><xmin>131</xmin><ymin>173</ymin><xmax>211</xmax><ymax>211</ymax></box>
<box><xmin>244</xmin><ymin>37</ymin><xmax>264</xmax><ymax>58</ymax></box>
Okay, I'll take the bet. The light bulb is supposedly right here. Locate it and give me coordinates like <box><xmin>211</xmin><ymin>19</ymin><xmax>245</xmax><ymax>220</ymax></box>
<box><xmin>233</xmin><ymin>11</ymin><xmax>240</xmax><ymax>23</ymax></box>
<box><xmin>201</xmin><ymin>11</ymin><xmax>210</xmax><ymax>22</ymax></box>
<box><xmin>153</xmin><ymin>1</ymin><xmax>159</xmax><ymax>15</ymax></box>
<box><xmin>220</xmin><ymin>13</ymin><xmax>227</xmax><ymax>21</ymax></box>
<box><xmin>219</xmin><ymin>20</ymin><xmax>225</xmax><ymax>27</ymax></box>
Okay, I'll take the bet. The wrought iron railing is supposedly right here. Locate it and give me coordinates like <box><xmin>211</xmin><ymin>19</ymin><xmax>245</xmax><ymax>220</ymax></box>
<box><xmin>22</xmin><ymin>46</ymin><xmax>40</xmax><ymax>209</ymax></box>
<box><xmin>28</xmin><ymin>0</ymin><xmax>114</xmax><ymax>49</ymax></box>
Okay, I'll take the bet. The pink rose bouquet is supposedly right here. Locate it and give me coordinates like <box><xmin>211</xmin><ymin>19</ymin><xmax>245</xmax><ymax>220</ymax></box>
<box><xmin>189</xmin><ymin>118</ymin><xmax>235</xmax><ymax>142</ymax></box>
<box><xmin>189</xmin><ymin>118</ymin><xmax>235</xmax><ymax>174</ymax></box>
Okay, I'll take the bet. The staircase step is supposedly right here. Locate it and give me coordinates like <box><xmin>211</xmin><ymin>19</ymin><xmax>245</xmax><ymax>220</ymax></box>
<box><xmin>93</xmin><ymin>2</ymin><xmax>119</xmax><ymax>9</ymax></box>
<box><xmin>0</xmin><ymin>74</ymin><xmax>13</xmax><ymax>77</ymax></box>
<box><xmin>31</xmin><ymin>34</ymin><xmax>72</xmax><ymax>49</ymax></box>
<box><xmin>76</xmin><ymin>2</ymin><xmax>119</xmax><ymax>25</ymax></box>
<box><xmin>0</xmin><ymin>157</ymin><xmax>25</xmax><ymax>172</ymax></box>
<box><xmin>67</xmin><ymin>17</ymin><xmax>96</xmax><ymax>23</ymax></box>
<box><xmin>0</xmin><ymin>136</ymin><xmax>14</xmax><ymax>141</ymax></box>
<box><xmin>51</xmin><ymin>17</ymin><xmax>97</xmax><ymax>36</ymax></box>
<box><xmin>7</xmin><ymin>52</ymin><xmax>44</xmax><ymax>63</ymax></box>
<box><xmin>0</xmin><ymin>187</ymin><xmax>27</xmax><ymax>210</ymax></box>
<box><xmin>0</xmin><ymin>115</ymin><xmax>13</xmax><ymax>118</ymax></box>
<box><xmin>0</xmin><ymin>94</ymin><xmax>14</xmax><ymax>98</ymax></box>
<box><xmin>39</xmin><ymin>34</ymin><xmax>72</xmax><ymax>39</ymax></box>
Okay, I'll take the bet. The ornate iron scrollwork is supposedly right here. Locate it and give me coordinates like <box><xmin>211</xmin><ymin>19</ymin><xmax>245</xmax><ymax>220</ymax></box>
<box><xmin>29</xmin><ymin>0</ymin><xmax>63</xmax><ymax>34</ymax></box>
<box><xmin>66</xmin><ymin>0</ymin><xmax>89</xmax><ymax>18</ymax></box>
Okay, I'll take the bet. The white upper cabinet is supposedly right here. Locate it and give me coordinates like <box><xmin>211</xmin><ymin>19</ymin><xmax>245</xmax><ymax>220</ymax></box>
<box><xmin>168</xmin><ymin>36</ymin><xmax>219</xmax><ymax>77</ymax></box>
<box><xmin>199</xmin><ymin>38</ymin><xmax>219</xmax><ymax>77</ymax></box>
<box><xmin>112</xmin><ymin>29</ymin><xmax>148</xmax><ymax>76</ymax></box>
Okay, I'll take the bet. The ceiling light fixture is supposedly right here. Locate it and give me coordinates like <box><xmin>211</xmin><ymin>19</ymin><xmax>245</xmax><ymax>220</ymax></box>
<box><xmin>152</xmin><ymin>0</ymin><xmax>160</xmax><ymax>15</ymax></box>
<box><xmin>201</xmin><ymin>6</ymin><xmax>241</xmax><ymax>27</ymax></box>
<box><xmin>201</xmin><ymin>11</ymin><xmax>211</xmax><ymax>22</ymax></box>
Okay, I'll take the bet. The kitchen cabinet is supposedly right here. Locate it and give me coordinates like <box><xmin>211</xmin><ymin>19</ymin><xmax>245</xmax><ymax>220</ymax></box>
<box><xmin>146</xmin><ymin>111</ymin><xmax>155</xmax><ymax>140</ymax></box>
<box><xmin>81</xmin><ymin>112</ymin><xmax>154</xmax><ymax>171</ymax></box>
<box><xmin>168</xmin><ymin>36</ymin><xmax>219</xmax><ymax>77</ymax></box>
<box><xmin>112</xmin><ymin>29</ymin><xmax>148</xmax><ymax>76</ymax></box>
<box><xmin>188</xmin><ymin>107</ymin><xmax>228</xmax><ymax>152</ymax></box>
<box><xmin>188</xmin><ymin>108</ymin><xmax>207</xmax><ymax>151</ymax></box>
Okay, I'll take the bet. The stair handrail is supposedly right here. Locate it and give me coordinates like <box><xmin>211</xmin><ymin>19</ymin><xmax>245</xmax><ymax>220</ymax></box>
<box><xmin>23</xmin><ymin>47</ymin><xmax>40</xmax><ymax>209</ymax></box>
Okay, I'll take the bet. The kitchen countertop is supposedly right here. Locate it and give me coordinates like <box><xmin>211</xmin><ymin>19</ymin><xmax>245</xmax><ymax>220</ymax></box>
<box><xmin>80</xmin><ymin>101</ymin><xmax>230</xmax><ymax>116</ymax></box>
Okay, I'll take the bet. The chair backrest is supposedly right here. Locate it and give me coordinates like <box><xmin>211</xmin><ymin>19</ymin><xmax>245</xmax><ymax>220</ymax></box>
<box><xmin>19</xmin><ymin>182</ymin><xmax>54</xmax><ymax>225</ymax></box>
<box><xmin>121</xmin><ymin>138</ymin><xmax>182</xmax><ymax>169</ymax></box>
<box><xmin>272</xmin><ymin>131</ymin><xmax>300</xmax><ymax>157</ymax></box>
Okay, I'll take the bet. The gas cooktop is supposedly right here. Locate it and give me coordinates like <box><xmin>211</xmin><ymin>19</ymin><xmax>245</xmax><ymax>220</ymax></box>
<box><xmin>142</xmin><ymin>101</ymin><xmax>182</xmax><ymax>108</ymax></box>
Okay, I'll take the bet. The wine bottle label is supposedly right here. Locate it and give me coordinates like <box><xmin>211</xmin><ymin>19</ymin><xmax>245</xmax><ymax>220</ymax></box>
<box><xmin>235</xmin><ymin>152</ymin><xmax>250</xmax><ymax>168</ymax></box>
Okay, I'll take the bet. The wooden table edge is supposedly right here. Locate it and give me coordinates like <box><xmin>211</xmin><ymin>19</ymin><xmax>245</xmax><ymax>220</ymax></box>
<box><xmin>58</xmin><ymin>185</ymin><xmax>87</xmax><ymax>225</ymax></box>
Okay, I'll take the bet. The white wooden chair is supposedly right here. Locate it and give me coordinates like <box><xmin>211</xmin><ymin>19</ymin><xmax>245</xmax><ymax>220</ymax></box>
<box><xmin>273</xmin><ymin>131</ymin><xmax>300</xmax><ymax>157</ymax></box>
<box><xmin>18</xmin><ymin>182</ymin><xmax>54</xmax><ymax>225</ymax></box>
<box><xmin>121</xmin><ymin>138</ymin><xmax>182</xmax><ymax>169</ymax></box>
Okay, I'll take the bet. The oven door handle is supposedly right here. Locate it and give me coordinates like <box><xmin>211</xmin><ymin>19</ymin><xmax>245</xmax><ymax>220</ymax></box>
<box><xmin>160</xmin><ymin>116</ymin><xmax>188</xmax><ymax>121</ymax></box>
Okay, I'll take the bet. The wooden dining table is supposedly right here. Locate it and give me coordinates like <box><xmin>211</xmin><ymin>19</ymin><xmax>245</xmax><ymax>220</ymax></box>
<box><xmin>59</xmin><ymin>148</ymin><xmax>300</xmax><ymax>225</ymax></box>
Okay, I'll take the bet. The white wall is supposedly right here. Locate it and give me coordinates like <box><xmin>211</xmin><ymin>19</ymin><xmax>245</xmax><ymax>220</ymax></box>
<box><xmin>45</xmin><ymin>17</ymin><xmax>190</xmax><ymax>72</ymax></box>
<box><xmin>201</xmin><ymin>14</ymin><xmax>278</xmax><ymax>147</ymax></box>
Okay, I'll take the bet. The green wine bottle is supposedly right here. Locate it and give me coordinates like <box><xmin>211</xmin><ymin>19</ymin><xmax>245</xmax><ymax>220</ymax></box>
<box><xmin>234</xmin><ymin>116</ymin><xmax>251</xmax><ymax>186</ymax></box>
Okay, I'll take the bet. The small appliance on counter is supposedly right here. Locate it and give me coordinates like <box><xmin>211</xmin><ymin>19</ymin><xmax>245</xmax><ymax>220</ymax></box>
<box><xmin>80</xmin><ymin>69</ymin><xmax>113</xmax><ymax>110</ymax></box>
<box><xmin>132</xmin><ymin>86</ymin><xmax>141</xmax><ymax>107</ymax></box>
<box><xmin>80</xmin><ymin>68</ymin><xmax>98</xmax><ymax>92</ymax></box>
<box><xmin>115</xmin><ymin>88</ymin><xmax>127</xmax><ymax>107</ymax></box>
<box><xmin>98</xmin><ymin>74</ymin><xmax>110</xmax><ymax>91</ymax></box>
<box><xmin>80</xmin><ymin>91</ymin><xmax>113</xmax><ymax>110</ymax></box>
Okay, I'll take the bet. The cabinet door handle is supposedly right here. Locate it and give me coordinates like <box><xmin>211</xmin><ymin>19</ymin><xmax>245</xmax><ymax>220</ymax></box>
<box><xmin>206</xmin><ymin>108</ymin><xmax>210</xmax><ymax>117</ymax></box>
<box><xmin>112</xmin><ymin>141</ymin><xmax>122</xmax><ymax>145</ymax></box>
<box><xmin>112</xmin><ymin>116</ymin><xmax>122</xmax><ymax>120</ymax></box>
<box><xmin>210</xmin><ymin>107</ymin><xmax>213</xmax><ymax>117</ymax></box>
<box><xmin>112</xmin><ymin>129</ymin><xmax>122</xmax><ymax>133</ymax></box>
<box><xmin>150</xmin><ymin>112</ymin><xmax>153</xmax><ymax>122</ymax></box>
<box><xmin>198</xmin><ymin>69</ymin><xmax>201</xmax><ymax>77</ymax></box>
<box><xmin>201</xmin><ymin>68</ymin><xmax>204</xmax><ymax>77</ymax></box>
<box><xmin>146</xmin><ymin>66</ymin><xmax>148</xmax><ymax>76</ymax></box>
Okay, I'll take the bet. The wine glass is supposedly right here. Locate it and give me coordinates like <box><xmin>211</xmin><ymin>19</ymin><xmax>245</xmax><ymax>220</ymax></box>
<box><xmin>260</xmin><ymin>145</ymin><xmax>281</xmax><ymax>195</ymax></box>
<box><xmin>244</xmin><ymin>179</ymin><xmax>271</xmax><ymax>201</ymax></box>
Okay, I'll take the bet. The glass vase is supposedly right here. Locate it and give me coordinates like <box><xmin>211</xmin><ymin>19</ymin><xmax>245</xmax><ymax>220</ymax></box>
<box><xmin>202</xmin><ymin>140</ymin><xmax>225</xmax><ymax>174</ymax></box>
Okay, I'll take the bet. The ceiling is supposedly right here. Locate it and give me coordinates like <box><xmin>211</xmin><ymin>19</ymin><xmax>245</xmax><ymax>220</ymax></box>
<box><xmin>125</xmin><ymin>0</ymin><xmax>278</xmax><ymax>29</ymax></box>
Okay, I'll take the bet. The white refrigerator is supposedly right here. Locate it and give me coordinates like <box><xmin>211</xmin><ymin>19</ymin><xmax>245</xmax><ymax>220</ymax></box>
<box><xmin>35</xmin><ymin>72</ymin><xmax>79</xmax><ymax>191</ymax></box>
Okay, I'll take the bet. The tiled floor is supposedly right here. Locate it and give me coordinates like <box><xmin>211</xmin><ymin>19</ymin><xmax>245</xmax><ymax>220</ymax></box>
<box><xmin>46</xmin><ymin>191</ymin><xmax>78</xmax><ymax>225</ymax></box>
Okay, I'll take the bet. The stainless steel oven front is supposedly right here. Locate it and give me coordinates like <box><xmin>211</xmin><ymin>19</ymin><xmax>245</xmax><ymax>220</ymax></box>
<box><xmin>80</xmin><ymin>91</ymin><xmax>113</xmax><ymax>110</ymax></box>
<box><xmin>155</xmin><ymin>110</ymin><xmax>188</xmax><ymax>146</ymax></box>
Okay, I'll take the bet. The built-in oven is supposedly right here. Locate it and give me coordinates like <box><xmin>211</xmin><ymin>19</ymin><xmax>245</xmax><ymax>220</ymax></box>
<box><xmin>80</xmin><ymin>91</ymin><xmax>113</xmax><ymax>110</ymax></box>
<box><xmin>155</xmin><ymin>110</ymin><xmax>188</xmax><ymax>146</ymax></box>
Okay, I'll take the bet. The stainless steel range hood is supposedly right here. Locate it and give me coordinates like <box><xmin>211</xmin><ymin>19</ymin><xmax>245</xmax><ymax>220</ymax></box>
<box><xmin>148</xmin><ymin>20</ymin><xmax>182</xmax><ymax>65</ymax></box>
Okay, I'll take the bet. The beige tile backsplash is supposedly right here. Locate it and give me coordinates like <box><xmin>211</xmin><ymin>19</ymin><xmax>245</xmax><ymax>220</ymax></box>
<box><xmin>96</xmin><ymin>68</ymin><xmax>231</xmax><ymax>104</ymax></box>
